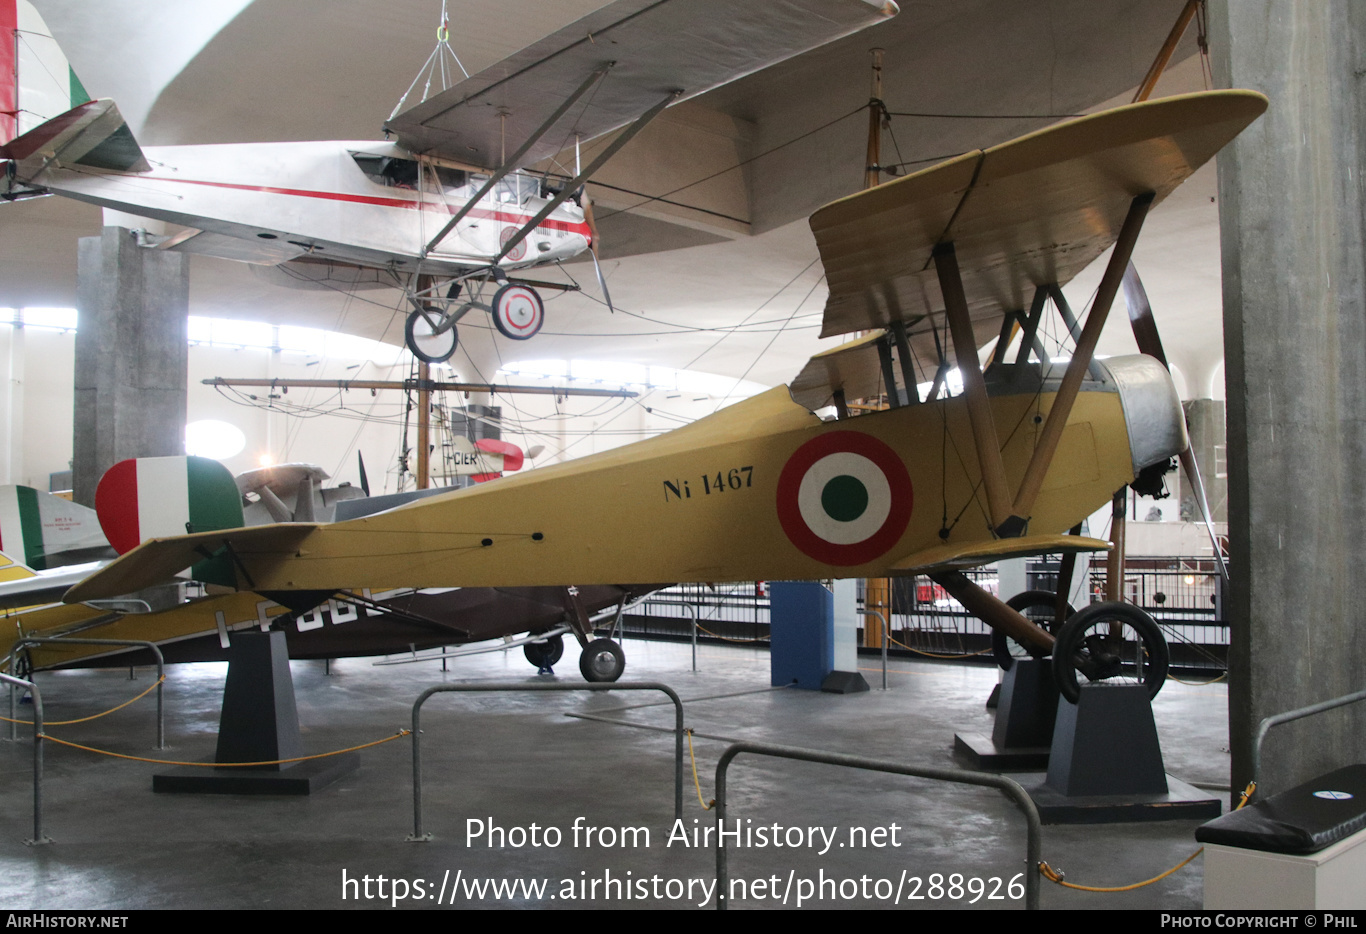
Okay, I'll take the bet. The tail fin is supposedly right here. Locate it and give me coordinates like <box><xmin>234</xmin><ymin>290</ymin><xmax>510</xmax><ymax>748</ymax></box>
<box><xmin>1</xmin><ymin>0</ymin><xmax>91</xmax><ymax>145</ymax></box>
<box><xmin>0</xmin><ymin>483</ymin><xmax>109</xmax><ymax>570</ymax></box>
<box><xmin>0</xmin><ymin>1</ymin><xmax>147</xmax><ymax>177</ymax></box>
<box><xmin>95</xmin><ymin>456</ymin><xmax>245</xmax><ymax>586</ymax></box>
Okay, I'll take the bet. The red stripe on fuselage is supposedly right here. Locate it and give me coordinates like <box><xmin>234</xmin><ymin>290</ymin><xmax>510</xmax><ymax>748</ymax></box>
<box><xmin>140</xmin><ymin>175</ymin><xmax>593</xmax><ymax>236</ymax></box>
<box><xmin>0</xmin><ymin>0</ymin><xmax>18</xmax><ymax>143</ymax></box>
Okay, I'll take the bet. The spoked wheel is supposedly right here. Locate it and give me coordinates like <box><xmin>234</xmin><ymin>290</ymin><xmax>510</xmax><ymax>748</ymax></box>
<box><xmin>1051</xmin><ymin>601</ymin><xmax>1169</xmax><ymax>704</ymax></box>
<box><xmin>579</xmin><ymin>638</ymin><xmax>625</xmax><ymax>683</ymax></box>
<box><xmin>523</xmin><ymin>633</ymin><xmax>565</xmax><ymax>669</ymax></box>
<box><xmin>992</xmin><ymin>590</ymin><xmax>1074</xmax><ymax>671</ymax></box>
<box><xmin>404</xmin><ymin>308</ymin><xmax>457</xmax><ymax>363</ymax></box>
<box><xmin>492</xmin><ymin>283</ymin><xmax>544</xmax><ymax>340</ymax></box>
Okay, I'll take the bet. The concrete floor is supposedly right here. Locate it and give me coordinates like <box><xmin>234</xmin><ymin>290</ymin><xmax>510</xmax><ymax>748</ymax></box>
<box><xmin>0</xmin><ymin>637</ymin><xmax>1231</xmax><ymax>910</ymax></box>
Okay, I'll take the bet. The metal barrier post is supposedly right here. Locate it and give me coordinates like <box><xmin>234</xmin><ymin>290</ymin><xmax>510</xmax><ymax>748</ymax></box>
<box><xmin>0</xmin><ymin>671</ymin><xmax>48</xmax><ymax>845</ymax></box>
<box><xmin>12</xmin><ymin>638</ymin><xmax>167</xmax><ymax>749</ymax></box>
<box><xmin>714</xmin><ymin>741</ymin><xmax>1041</xmax><ymax>910</ymax></box>
<box><xmin>647</xmin><ymin>600</ymin><xmax>700</xmax><ymax>671</ymax></box>
<box><xmin>1251</xmin><ymin>686</ymin><xmax>1366</xmax><ymax>789</ymax></box>
<box><xmin>862</xmin><ymin>609</ymin><xmax>889</xmax><ymax>690</ymax></box>
<box><xmin>409</xmin><ymin>680</ymin><xmax>685</xmax><ymax>841</ymax></box>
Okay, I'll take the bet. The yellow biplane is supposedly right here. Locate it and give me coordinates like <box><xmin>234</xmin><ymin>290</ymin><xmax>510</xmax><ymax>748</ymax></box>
<box><xmin>62</xmin><ymin>89</ymin><xmax>1267</xmax><ymax>694</ymax></box>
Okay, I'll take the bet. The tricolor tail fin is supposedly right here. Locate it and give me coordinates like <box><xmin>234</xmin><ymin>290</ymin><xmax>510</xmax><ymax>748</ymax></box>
<box><xmin>1</xmin><ymin>0</ymin><xmax>148</xmax><ymax>178</ymax></box>
<box><xmin>0</xmin><ymin>484</ymin><xmax>109</xmax><ymax>570</ymax></box>
<box><xmin>1</xmin><ymin>0</ymin><xmax>91</xmax><ymax>145</ymax></box>
<box><xmin>94</xmin><ymin>456</ymin><xmax>245</xmax><ymax>587</ymax></box>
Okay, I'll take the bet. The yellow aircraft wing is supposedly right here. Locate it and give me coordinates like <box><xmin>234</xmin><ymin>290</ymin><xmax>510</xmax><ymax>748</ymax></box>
<box><xmin>788</xmin><ymin>332</ymin><xmax>888</xmax><ymax>412</ymax></box>
<box><xmin>810</xmin><ymin>89</ymin><xmax>1269</xmax><ymax>376</ymax></box>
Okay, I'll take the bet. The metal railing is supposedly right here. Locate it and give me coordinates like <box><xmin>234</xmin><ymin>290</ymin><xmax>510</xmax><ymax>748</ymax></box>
<box><xmin>6</xmin><ymin>638</ymin><xmax>167</xmax><ymax>749</ymax></box>
<box><xmin>0</xmin><ymin>671</ymin><xmax>47</xmax><ymax>845</ymax></box>
<box><xmin>712</xmin><ymin>741</ymin><xmax>1041</xmax><ymax>910</ymax></box>
<box><xmin>1251</xmin><ymin>687</ymin><xmax>1366</xmax><ymax>789</ymax></box>
<box><xmin>408</xmin><ymin>681</ymin><xmax>685</xmax><ymax>841</ymax></box>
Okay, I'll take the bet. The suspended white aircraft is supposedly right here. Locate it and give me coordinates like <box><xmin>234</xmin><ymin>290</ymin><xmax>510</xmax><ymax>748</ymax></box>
<box><xmin>0</xmin><ymin>0</ymin><xmax>898</xmax><ymax>362</ymax></box>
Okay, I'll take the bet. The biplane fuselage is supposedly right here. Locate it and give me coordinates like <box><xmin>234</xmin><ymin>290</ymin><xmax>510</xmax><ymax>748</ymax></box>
<box><xmin>27</xmin><ymin>139</ymin><xmax>591</xmax><ymax>275</ymax></box>
<box><xmin>65</xmin><ymin>355</ymin><xmax>1182</xmax><ymax>601</ymax></box>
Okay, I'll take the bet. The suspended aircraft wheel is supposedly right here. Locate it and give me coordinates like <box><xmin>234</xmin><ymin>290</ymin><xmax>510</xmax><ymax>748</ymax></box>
<box><xmin>1051</xmin><ymin>602</ymin><xmax>1169</xmax><ymax>704</ymax></box>
<box><xmin>492</xmin><ymin>283</ymin><xmax>545</xmax><ymax>340</ymax></box>
<box><xmin>523</xmin><ymin>633</ymin><xmax>565</xmax><ymax>668</ymax></box>
<box><xmin>992</xmin><ymin>590</ymin><xmax>1074</xmax><ymax>671</ymax></box>
<box><xmin>405</xmin><ymin>309</ymin><xmax>457</xmax><ymax>364</ymax></box>
<box><xmin>579</xmin><ymin>638</ymin><xmax>625</xmax><ymax>683</ymax></box>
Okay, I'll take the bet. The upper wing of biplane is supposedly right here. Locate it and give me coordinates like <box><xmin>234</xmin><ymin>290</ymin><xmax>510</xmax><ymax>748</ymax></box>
<box><xmin>385</xmin><ymin>0</ymin><xmax>898</xmax><ymax>169</ymax></box>
<box><xmin>807</xmin><ymin>89</ymin><xmax>1269</xmax><ymax>383</ymax></box>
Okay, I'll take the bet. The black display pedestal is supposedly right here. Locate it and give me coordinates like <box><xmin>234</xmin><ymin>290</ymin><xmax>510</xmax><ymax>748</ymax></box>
<box><xmin>154</xmin><ymin>631</ymin><xmax>357</xmax><ymax>795</ymax></box>
<box><xmin>955</xmin><ymin>658</ymin><xmax>1056</xmax><ymax>770</ymax></box>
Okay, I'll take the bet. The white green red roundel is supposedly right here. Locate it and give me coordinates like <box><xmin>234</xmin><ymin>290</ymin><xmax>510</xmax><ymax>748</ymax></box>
<box><xmin>776</xmin><ymin>431</ymin><xmax>913</xmax><ymax>566</ymax></box>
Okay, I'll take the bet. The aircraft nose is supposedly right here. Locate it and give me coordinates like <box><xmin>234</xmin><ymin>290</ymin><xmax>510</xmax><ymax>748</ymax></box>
<box><xmin>1097</xmin><ymin>354</ymin><xmax>1188</xmax><ymax>474</ymax></box>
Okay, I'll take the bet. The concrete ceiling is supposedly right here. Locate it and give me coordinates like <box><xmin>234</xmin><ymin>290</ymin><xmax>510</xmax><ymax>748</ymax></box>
<box><xmin>3</xmin><ymin>0</ymin><xmax>1225</xmax><ymax>396</ymax></box>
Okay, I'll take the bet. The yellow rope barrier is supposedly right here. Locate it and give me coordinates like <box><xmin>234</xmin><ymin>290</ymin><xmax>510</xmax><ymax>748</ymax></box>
<box><xmin>1039</xmin><ymin>849</ymin><xmax>1203</xmax><ymax>892</ymax></box>
<box><xmin>1167</xmin><ymin>671</ymin><xmax>1228</xmax><ymax>686</ymax></box>
<box><xmin>1037</xmin><ymin>782</ymin><xmax>1256</xmax><ymax>893</ymax></box>
<box><xmin>885</xmin><ymin>632</ymin><xmax>991</xmax><ymax>659</ymax></box>
<box><xmin>0</xmin><ymin>676</ymin><xmax>166</xmax><ymax>726</ymax></box>
<box><xmin>39</xmin><ymin>729</ymin><xmax>411</xmax><ymax>766</ymax></box>
<box><xmin>694</xmin><ymin>623</ymin><xmax>770</xmax><ymax>645</ymax></box>
<box><xmin>685</xmin><ymin>729</ymin><xmax>715</xmax><ymax>810</ymax></box>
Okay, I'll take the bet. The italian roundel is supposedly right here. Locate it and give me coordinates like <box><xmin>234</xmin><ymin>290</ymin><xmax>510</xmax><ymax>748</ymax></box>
<box><xmin>776</xmin><ymin>431</ymin><xmax>913</xmax><ymax>567</ymax></box>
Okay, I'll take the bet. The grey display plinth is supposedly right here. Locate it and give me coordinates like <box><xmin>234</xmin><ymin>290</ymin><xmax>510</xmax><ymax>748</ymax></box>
<box><xmin>154</xmin><ymin>632</ymin><xmax>357</xmax><ymax>795</ymax></box>
<box><xmin>1024</xmin><ymin>683</ymin><xmax>1220</xmax><ymax>823</ymax></box>
<box><xmin>956</xmin><ymin>658</ymin><xmax>1057</xmax><ymax>770</ymax></box>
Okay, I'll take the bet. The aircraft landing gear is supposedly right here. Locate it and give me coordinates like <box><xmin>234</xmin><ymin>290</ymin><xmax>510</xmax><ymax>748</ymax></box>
<box><xmin>492</xmin><ymin>283</ymin><xmax>545</xmax><ymax>340</ymax></box>
<box><xmin>992</xmin><ymin>590</ymin><xmax>1074</xmax><ymax>671</ymax></box>
<box><xmin>523</xmin><ymin>634</ymin><xmax>565</xmax><ymax>671</ymax></box>
<box><xmin>405</xmin><ymin>309</ymin><xmax>458</xmax><ymax>364</ymax></box>
<box><xmin>579</xmin><ymin>638</ymin><xmax>625</xmax><ymax>683</ymax></box>
<box><xmin>1051</xmin><ymin>601</ymin><xmax>1169</xmax><ymax>704</ymax></box>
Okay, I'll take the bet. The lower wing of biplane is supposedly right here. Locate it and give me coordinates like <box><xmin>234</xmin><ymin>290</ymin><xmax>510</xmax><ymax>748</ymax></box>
<box><xmin>63</xmin><ymin>90</ymin><xmax>1266</xmax><ymax>701</ymax></box>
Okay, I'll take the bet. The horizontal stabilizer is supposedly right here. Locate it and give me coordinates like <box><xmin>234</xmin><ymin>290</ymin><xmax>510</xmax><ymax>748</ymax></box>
<box><xmin>889</xmin><ymin>534</ymin><xmax>1111</xmax><ymax>575</ymax></box>
<box><xmin>1</xmin><ymin>99</ymin><xmax>149</xmax><ymax>174</ymax></box>
<box><xmin>63</xmin><ymin>523</ymin><xmax>316</xmax><ymax>604</ymax></box>
<box><xmin>810</xmin><ymin>90</ymin><xmax>1268</xmax><ymax>377</ymax></box>
<box><xmin>387</xmin><ymin>0</ymin><xmax>897</xmax><ymax>169</ymax></box>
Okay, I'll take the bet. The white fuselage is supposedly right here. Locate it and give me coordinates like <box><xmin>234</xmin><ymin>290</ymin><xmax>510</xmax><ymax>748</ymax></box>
<box><xmin>29</xmin><ymin>139</ymin><xmax>591</xmax><ymax>274</ymax></box>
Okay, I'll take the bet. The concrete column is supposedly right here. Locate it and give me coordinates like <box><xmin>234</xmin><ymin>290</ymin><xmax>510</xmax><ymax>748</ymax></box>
<box><xmin>73</xmin><ymin>227</ymin><xmax>189</xmax><ymax>506</ymax></box>
<box><xmin>1181</xmin><ymin>399</ymin><xmax>1226</xmax><ymax>524</ymax></box>
<box><xmin>1209</xmin><ymin>1</ymin><xmax>1366</xmax><ymax>796</ymax></box>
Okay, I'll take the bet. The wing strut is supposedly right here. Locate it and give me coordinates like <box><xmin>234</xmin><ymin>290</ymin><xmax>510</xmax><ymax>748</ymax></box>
<box><xmin>1009</xmin><ymin>192</ymin><xmax>1154</xmax><ymax>525</ymax></box>
<box><xmin>933</xmin><ymin>241</ymin><xmax>1014</xmax><ymax>534</ymax></box>
<box><xmin>422</xmin><ymin>64</ymin><xmax>613</xmax><ymax>256</ymax></box>
<box><xmin>493</xmin><ymin>89</ymin><xmax>681</xmax><ymax>265</ymax></box>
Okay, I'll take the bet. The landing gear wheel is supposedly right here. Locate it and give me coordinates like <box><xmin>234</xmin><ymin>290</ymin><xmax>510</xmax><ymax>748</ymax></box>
<box><xmin>579</xmin><ymin>638</ymin><xmax>625</xmax><ymax>683</ymax></box>
<box><xmin>405</xmin><ymin>309</ymin><xmax>457</xmax><ymax>364</ymax></box>
<box><xmin>492</xmin><ymin>283</ymin><xmax>544</xmax><ymax>340</ymax></box>
<box><xmin>1051</xmin><ymin>601</ymin><xmax>1169</xmax><ymax>704</ymax></box>
<box><xmin>523</xmin><ymin>634</ymin><xmax>565</xmax><ymax>668</ymax></box>
<box><xmin>992</xmin><ymin>590</ymin><xmax>1074</xmax><ymax>671</ymax></box>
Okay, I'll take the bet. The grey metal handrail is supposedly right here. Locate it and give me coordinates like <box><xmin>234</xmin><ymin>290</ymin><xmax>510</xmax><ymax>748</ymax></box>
<box><xmin>645</xmin><ymin>600</ymin><xmax>701</xmax><ymax>671</ymax></box>
<box><xmin>0</xmin><ymin>671</ymin><xmax>47</xmax><ymax>845</ymax></box>
<box><xmin>861</xmin><ymin>609</ymin><xmax>889</xmax><ymax>690</ymax></box>
<box><xmin>713</xmin><ymin>740</ymin><xmax>1041</xmax><ymax>910</ymax></box>
<box><xmin>8</xmin><ymin>638</ymin><xmax>166</xmax><ymax>748</ymax></box>
<box><xmin>408</xmin><ymin>680</ymin><xmax>685</xmax><ymax>840</ymax></box>
<box><xmin>1251</xmin><ymin>686</ymin><xmax>1366</xmax><ymax>789</ymax></box>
